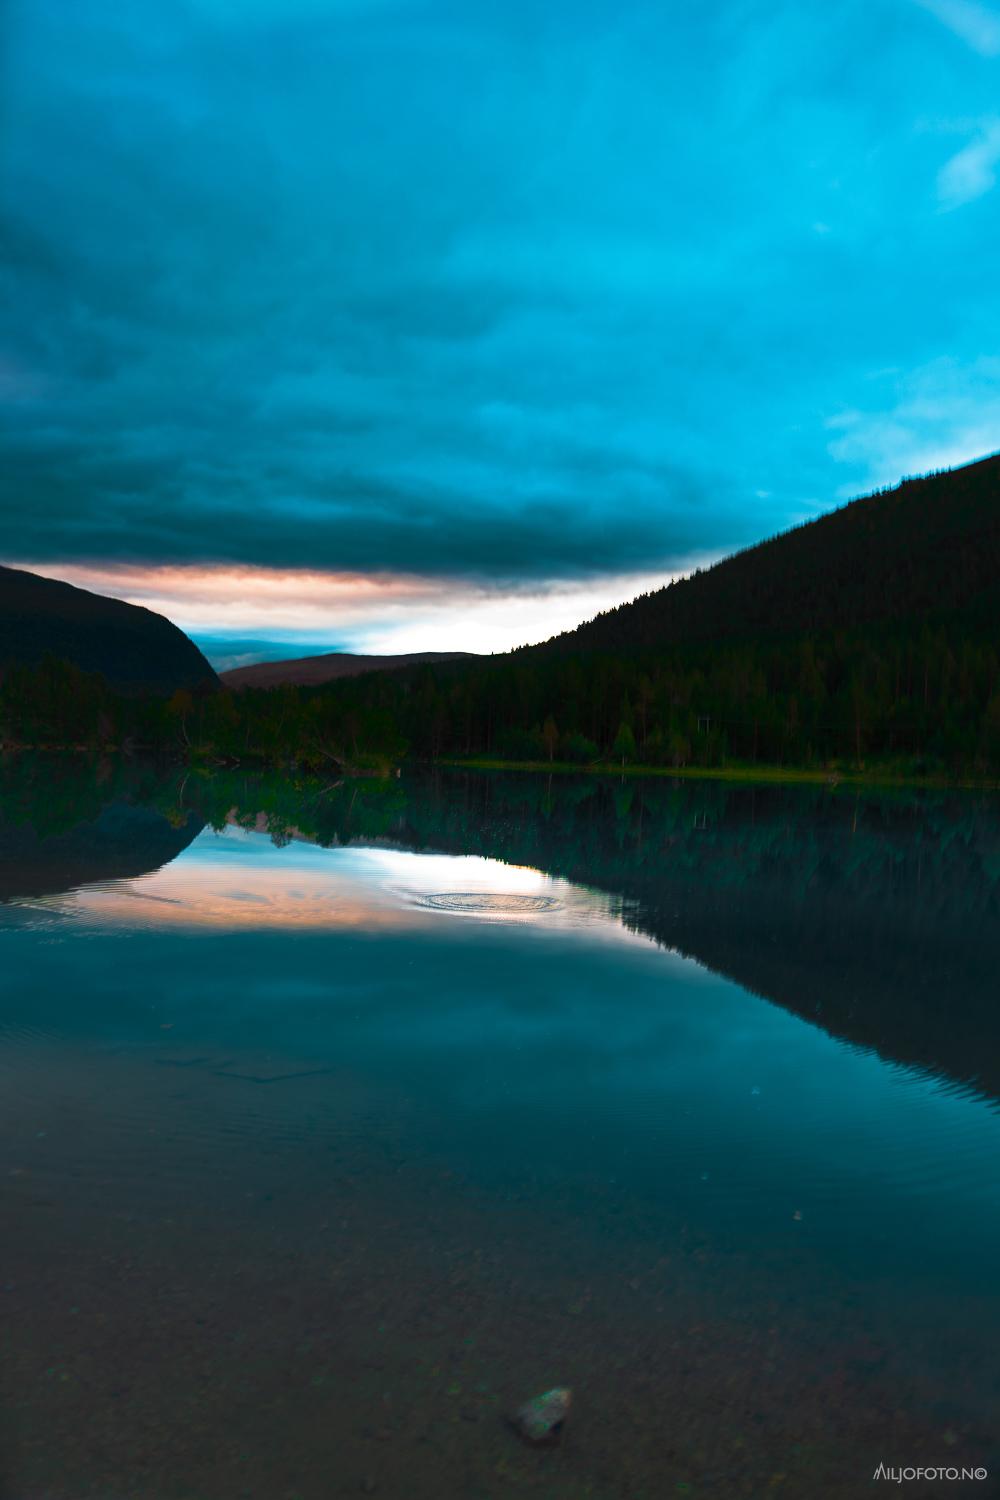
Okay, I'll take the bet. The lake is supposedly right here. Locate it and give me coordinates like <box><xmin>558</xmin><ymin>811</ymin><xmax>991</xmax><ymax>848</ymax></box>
<box><xmin>2</xmin><ymin>759</ymin><xmax>998</xmax><ymax>1498</ymax></box>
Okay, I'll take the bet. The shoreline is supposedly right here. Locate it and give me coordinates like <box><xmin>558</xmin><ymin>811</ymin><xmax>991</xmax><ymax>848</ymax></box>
<box><xmin>6</xmin><ymin>745</ymin><xmax>1000</xmax><ymax>792</ymax></box>
<box><xmin>435</xmin><ymin>756</ymin><xmax>1000</xmax><ymax>792</ymax></box>
<box><xmin>0</xmin><ymin>744</ymin><xmax>393</xmax><ymax>777</ymax></box>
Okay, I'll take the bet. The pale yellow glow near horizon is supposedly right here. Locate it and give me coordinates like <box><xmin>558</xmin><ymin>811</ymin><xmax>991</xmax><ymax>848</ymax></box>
<box><xmin>8</xmin><ymin>557</ymin><xmax>708</xmax><ymax>655</ymax></box>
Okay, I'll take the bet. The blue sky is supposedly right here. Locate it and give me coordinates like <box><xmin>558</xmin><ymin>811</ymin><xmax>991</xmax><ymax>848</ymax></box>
<box><xmin>1</xmin><ymin>0</ymin><xmax>998</xmax><ymax>658</ymax></box>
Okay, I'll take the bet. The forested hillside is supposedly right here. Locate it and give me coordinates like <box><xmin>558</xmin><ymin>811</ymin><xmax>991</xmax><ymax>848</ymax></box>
<box><xmin>300</xmin><ymin>456</ymin><xmax>1000</xmax><ymax>776</ymax></box>
<box><xmin>221</xmin><ymin>650</ymin><xmax>474</xmax><ymax>690</ymax></box>
<box><xmin>545</xmin><ymin>454</ymin><xmax>1000</xmax><ymax>652</ymax></box>
<box><xmin>2</xmin><ymin>457</ymin><xmax>998</xmax><ymax>777</ymax></box>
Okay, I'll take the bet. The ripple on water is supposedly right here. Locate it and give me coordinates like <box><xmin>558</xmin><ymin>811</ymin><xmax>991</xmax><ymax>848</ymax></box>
<box><xmin>408</xmin><ymin>891</ymin><xmax>561</xmax><ymax>918</ymax></box>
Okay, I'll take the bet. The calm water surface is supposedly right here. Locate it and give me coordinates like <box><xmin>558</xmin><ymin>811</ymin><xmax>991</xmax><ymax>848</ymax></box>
<box><xmin>1</xmin><ymin>762</ymin><xmax>999</xmax><ymax>1498</ymax></box>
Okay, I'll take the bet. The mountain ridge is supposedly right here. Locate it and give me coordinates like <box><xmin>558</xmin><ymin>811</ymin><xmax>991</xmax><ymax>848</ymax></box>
<box><xmin>297</xmin><ymin>453</ymin><xmax>1000</xmax><ymax>772</ymax></box>
<box><xmin>531</xmin><ymin>452</ymin><xmax>1000</xmax><ymax>655</ymax></box>
<box><xmin>220</xmin><ymin>650</ymin><xmax>476</xmax><ymax>690</ymax></box>
<box><xmin>0</xmin><ymin>564</ymin><xmax>220</xmax><ymax>694</ymax></box>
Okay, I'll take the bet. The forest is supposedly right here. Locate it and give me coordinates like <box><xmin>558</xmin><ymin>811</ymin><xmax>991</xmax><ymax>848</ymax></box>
<box><xmin>544</xmin><ymin>454</ymin><xmax>999</xmax><ymax>652</ymax></box>
<box><xmin>1</xmin><ymin>615</ymin><xmax>1000</xmax><ymax>780</ymax></box>
<box><xmin>2</xmin><ymin>613</ymin><xmax>999</xmax><ymax>781</ymax></box>
<box><xmin>287</xmin><ymin>458</ymin><xmax>1000</xmax><ymax>779</ymax></box>
<box><xmin>314</xmin><ymin>619</ymin><xmax>1000</xmax><ymax>777</ymax></box>
<box><xmin>2</xmin><ymin>458</ymin><xmax>998</xmax><ymax>780</ymax></box>
<box><xmin>0</xmin><ymin>655</ymin><xmax>407</xmax><ymax>773</ymax></box>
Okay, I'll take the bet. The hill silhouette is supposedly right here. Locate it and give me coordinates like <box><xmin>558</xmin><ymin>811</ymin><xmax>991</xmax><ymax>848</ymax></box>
<box><xmin>221</xmin><ymin>649</ymin><xmax>474</xmax><ymax>690</ymax></box>
<box><xmin>297</xmin><ymin>454</ymin><xmax>1000</xmax><ymax>774</ymax></box>
<box><xmin>538</xmin><ymin>452</ymin><xmax>1000</xmax><ymax>653</ymax></box>
<box><xmin>3</xmin><ymin>456</ymin><xmax>998</xmax><ymax>774</ymax></box>
<box><xmin>0</xmin><ymin>565</ymin><xmax>219</xmax><ymax>694</ymax></box>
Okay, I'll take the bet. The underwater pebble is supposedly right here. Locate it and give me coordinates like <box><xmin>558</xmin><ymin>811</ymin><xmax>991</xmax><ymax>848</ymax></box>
<box><xmin>512</xmin><ymin>1386</ymin><xmax>572</xmax><ymax>1443</ymax></box>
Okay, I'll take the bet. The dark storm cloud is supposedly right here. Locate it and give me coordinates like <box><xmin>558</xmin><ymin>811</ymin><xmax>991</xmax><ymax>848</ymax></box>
<box><xmin>1</xmin><ymin>0</ymin><xmax>999</xmax><ymax>582</ymax></box>
<box><xmin>0</xmin><ymin>416</ymin><xmax>727</xmax><ymax>579</ymax></box>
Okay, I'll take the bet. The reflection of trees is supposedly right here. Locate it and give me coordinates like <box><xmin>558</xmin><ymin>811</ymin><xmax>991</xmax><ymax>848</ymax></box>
<box><xmin>183</xmin><ymin>764</ymin><xmax>1000</xmax><ymax>1106</ymax></box>
<box><xmin>341</xmin><ymin>769</ymin><xmax>1000</xmax><ymax>1108</ymax></box>
<box><xmin>4</xmin><ymin>756</ymin><xmax>999</xmax><ymax>1105</ymax></box>
<box><xmin>0</xmin><ymin>756</ymin><xmax>205</xmax><ymax>902</ymax></box>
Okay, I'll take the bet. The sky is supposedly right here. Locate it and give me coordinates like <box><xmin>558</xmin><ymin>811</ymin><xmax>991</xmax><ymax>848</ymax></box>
<box><xmin>1</xmin><ymin>0</ymin><xmax>998</xmax><ymax>665</ymax></box>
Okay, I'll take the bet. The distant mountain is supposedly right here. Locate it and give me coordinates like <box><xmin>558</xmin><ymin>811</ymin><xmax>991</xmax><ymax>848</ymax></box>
<box><xmin>221</xmin><ymin>650</ymin><xmax>475</xmax><ymax>690</ymax></box>
<box><xmin>539</xmin><ymin>452</ymin><xmax>1000</xmax><ymax>653</ymax></box>
<box><xmin>0</xmin><ymin>564</ymin><xmax>219</xmax><ymax>694</ymax></box>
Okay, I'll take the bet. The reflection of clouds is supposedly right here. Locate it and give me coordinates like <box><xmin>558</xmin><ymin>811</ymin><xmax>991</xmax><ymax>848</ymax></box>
<box><xmin>374</xmin><ymin>847</ymin><xmax>630</xmax><ymax>933</ymax></box>
<box><xmin>89</xmin><ymin>884</ymin><xmax>184</xmax><ymax>907</ymax></box>
<box><xmin>71</xmin><ymin>864</ymin><xmax>411</xmax><ymax>933</ymax></box>
<box><xmin>409</xmin><ymin>891</ymin><xmax>561</xmax><ymax>921</ymax></box>
<box><xmin>46</xmin><ymin>828</ymin><xmax>644</xmax><ymax>944</ymax></box>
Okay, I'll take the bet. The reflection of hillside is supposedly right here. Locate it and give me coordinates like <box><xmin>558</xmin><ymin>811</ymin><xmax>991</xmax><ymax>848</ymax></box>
<box><xmin>367</xmin><ymin>772</ymin><xmax>1000</xmax><ymax>1107</ymax></box>
<box><xmin>0</xmin><ymin>803</ymin><xmax>203</xmax><ymax>904</ymax></box>
<box><xmin>0</xmin><ymin>756</ymin><xmax>203</xmax><ymax>902</ymax></box>
<box><xmin>186</xmin><ymin>766</ymin><xmax>1000</xmax><ymax>1103</ymax></box>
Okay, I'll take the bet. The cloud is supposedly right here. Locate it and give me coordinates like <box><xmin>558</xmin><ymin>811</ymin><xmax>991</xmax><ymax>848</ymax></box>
<box><xmin>0</xmin><ymin>413</ymin><xmax>736</xmax><ymax>580</ymax></box>
<box><xmin>825</xmin><ymin>357</ymin><xmax>1000</xmax><ymax>489</ymax></box>
<box><xmin>2</xmin><ymin>0</ymin><xmax>999</xmax><ymax>636</ymax></box>
<box><xmin>10</xmin><ymin>559</ymin><xmax>705</xmax><ymax>656</ymax></box>
<box><xmin>937</xmin><ymin>118</ymin><xmax>1000</xmax><ymax>207</ymax></box>
<box><xmin>913</xmin><ymin>0</ymin><xmax>1000</xmax><ymax>56</ymax></box>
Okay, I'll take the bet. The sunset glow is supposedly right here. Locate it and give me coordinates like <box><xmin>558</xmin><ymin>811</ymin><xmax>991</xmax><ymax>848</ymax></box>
<box><xmin>9</xmin><ymin>560</ymin><xmax>697</xmax><ymax>660</ymax></box>
<box><xmin>50</xmin><ymin>829</ymin><xmax>638</xmax><ymax>939</ymax></box>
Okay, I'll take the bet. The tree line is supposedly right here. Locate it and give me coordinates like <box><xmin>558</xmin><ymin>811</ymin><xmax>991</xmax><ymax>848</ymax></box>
<box><xmin>0</xmin><ymin>656</ymin><xmax>406</xmax><ymax>772</ymax></box>
<box><xmin>2</xmin><ymin>614</ymin><xmax>999</xmax><ymax>779</ymax></box>
<box><xmin>311</xmin><ymin>620</ymin><xmax>1000</xmax><ymax>778</ymax></box>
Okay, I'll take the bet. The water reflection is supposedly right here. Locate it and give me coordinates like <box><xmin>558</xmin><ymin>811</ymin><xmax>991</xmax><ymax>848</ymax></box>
<box><xmin>8</xmin><ymin>830</ymin><xmax>630</xmax><ymax>936</ymax></box>
<box><xmin>3</xmin><ymin>756</ymin><xmax>999</xmax><ymax>1101</ymax></box>
<box><xmin>2</xmin><ymin>756</ymin><xmax>1000</xmax><ymax>1497</ymax></box>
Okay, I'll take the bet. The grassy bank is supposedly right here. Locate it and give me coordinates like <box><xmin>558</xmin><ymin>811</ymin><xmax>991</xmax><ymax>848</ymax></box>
<box><xmin>437</xmin><ymin>756</ymin><xmax>1000</xmax><ymax>792</ymax></box>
